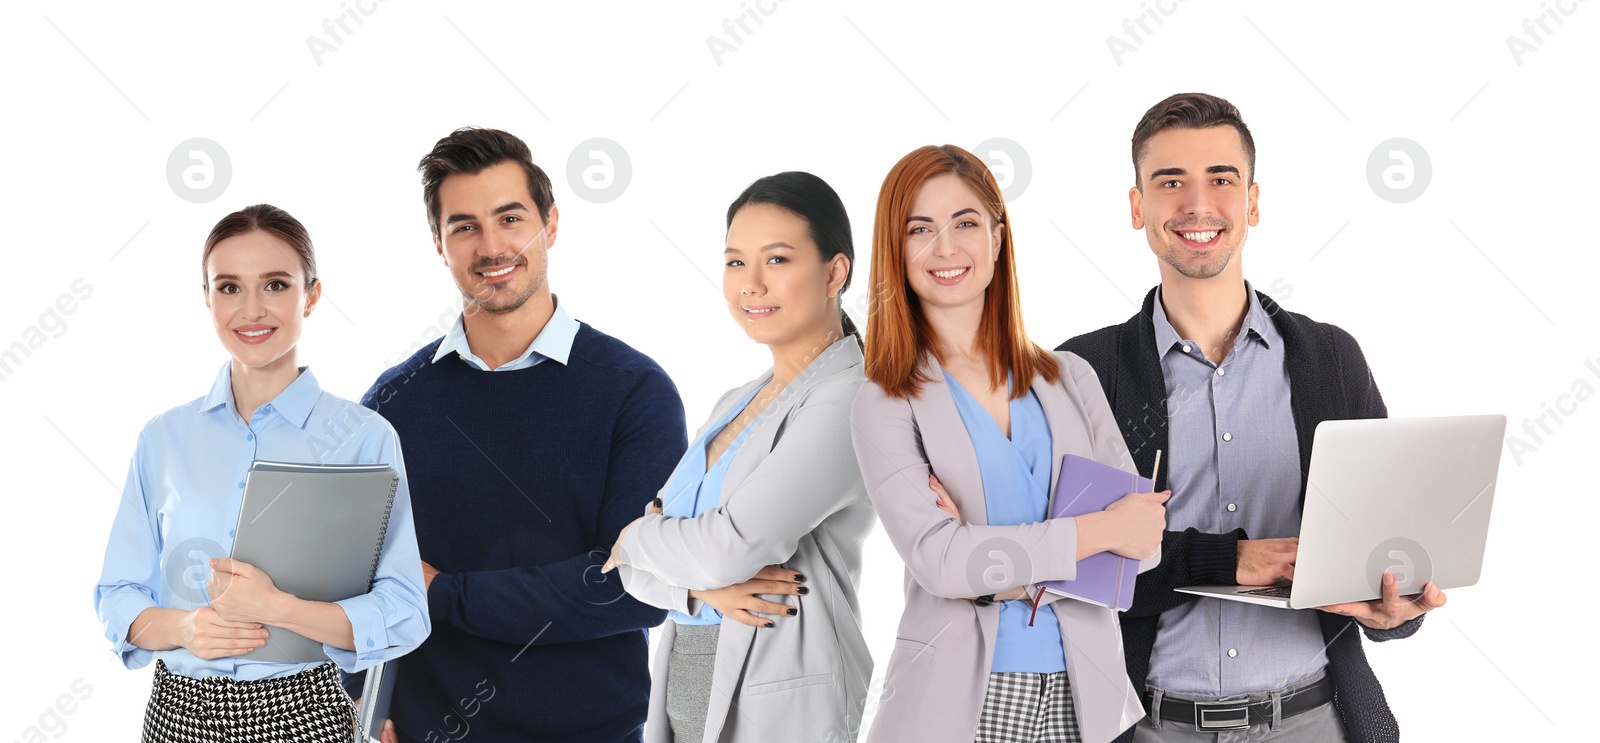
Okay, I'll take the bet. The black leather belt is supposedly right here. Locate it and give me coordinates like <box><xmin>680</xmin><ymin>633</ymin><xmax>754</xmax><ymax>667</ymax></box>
<box><xmin>1142</xmin><ymin>676</ymin><xmax>1333</xmax><ymax>732</ymax></box>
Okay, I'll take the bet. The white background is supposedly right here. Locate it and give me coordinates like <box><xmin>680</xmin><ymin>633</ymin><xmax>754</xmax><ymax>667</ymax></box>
<box><xmin>2</xmin><ymin>1</ymin><xmax>1595</xmax><ymax>740</ymax></box>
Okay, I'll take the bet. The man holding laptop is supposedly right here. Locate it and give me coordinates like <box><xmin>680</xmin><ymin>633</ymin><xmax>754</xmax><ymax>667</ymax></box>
<box><xmin>1060</xmin><ymin>93</ymin><xmax>1447</xmax><ymax>742</ymax></box>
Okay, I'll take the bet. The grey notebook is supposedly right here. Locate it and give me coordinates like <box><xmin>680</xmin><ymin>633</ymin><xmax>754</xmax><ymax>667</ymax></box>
<box><xmin>358</xmin><ymin>660</ymin><xmax>398</xmax><ymax>741</ymax></box>
<box><xmin>227</xmin><ymin>460</ymin><xmax>399</xmax><ymax>664</ymax></box>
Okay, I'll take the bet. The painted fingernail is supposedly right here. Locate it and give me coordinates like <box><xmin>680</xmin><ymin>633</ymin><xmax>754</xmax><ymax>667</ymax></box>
<box><xmin>787</xmin><ymin>608</ymin><xmax>797</xmax><ymax>616</ymax></box>
<box><xmin>653</xmin><ymin>497</ymin><xmax>662</xmax><ymax>508</ymax></box>
<box><xmin>796</xmin><ymin>586</ymin><xmax>809</xmax><ymax>595</ymax></box>
<box><xmin>764</xmin><ymin>621</ymin><xmax>775</xmax><ymax>629</ymax></box>
<box><xmin>792</xmin><ymin>573</ymin><xmax>806</xmax><ymax>583</ymax></box>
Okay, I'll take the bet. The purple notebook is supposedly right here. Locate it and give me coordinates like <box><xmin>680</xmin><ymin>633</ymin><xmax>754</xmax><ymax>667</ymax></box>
<box><xmin>1037</xmin><ymin>454</ymin><xmax>1152</xmax><ymax>611</ymax></box>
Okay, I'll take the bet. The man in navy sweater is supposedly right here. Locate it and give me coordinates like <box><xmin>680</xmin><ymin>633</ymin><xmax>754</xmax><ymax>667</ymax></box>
<box><xmin>360</xmin><ymin>127</ymin><xmax>685</xmax><ymax>742</ymax></box>
<box><xmin>1059</xmin><ymin>94</ymin><xmax>1446</xmax><ymax>742</ymax></box>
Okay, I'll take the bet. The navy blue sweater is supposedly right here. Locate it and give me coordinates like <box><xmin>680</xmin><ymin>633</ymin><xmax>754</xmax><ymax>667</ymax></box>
<box><xmin>1061</xmin><ymin>287</ymin><xmax>1423</xmax><ymax>743</ymax></box>
<box><xmin>360</xmin><ymin>322</ymin><xmax>685</xmax><ymax>742</ymax></box>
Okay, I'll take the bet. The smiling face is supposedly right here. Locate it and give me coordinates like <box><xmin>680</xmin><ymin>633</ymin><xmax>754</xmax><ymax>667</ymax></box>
<box><xmin>205</xmin><ymin>230</ymin><xmax>319</xmax><ymax>372</ymax></box>
<box><xmin>902</xmin><ymin>173</ymin><xmax>1004</xmax><ymax>311</ymax></box>
<box><xmin>434</xmin><ymin>160</ymin><xmax>559</xmax><ymax>315</ymax></box>
<box><xmin>1130</xmin><ymin>126</ymin><xmax>1260</xmax><ymax>281</ymax></box>
<box><xmin>723</xmin><ymin>202</ymin><xmax>847</xmax><ymax>348</ymax></box>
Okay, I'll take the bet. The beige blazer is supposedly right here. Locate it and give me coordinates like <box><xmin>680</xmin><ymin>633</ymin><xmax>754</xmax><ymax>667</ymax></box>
<box><xmin>850</xmin><ymin>350</ymin><xmax>1154</xmax><ymax>743</ymax></box>
<box><xmin>618</xmin><ymin>337</ymin><xmax>875</xmax><ymax>743</ymax></box>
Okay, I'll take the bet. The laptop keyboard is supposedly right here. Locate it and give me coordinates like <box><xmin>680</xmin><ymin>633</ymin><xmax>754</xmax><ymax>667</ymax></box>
<box><xmin>1240</xmin><ymin>585</ymin><xmax>1292</xmax><ymax>598</ymax></box>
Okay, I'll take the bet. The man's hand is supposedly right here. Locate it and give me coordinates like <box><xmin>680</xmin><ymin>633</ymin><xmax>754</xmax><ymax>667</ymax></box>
<box><xmin>689</xmin><ymin>566</ymin><xmax>805</xmax><ymax>627</ymax></box>
<box><xmin>1237</xmin><ymin>538</ymin><xmax>1298</xmax><ymax>586</ymax></box>
<box><xmin>207</xmin><ymin>558</ymin><xmax>289</xmax><ymax>625</ymax></box>
<box><xmin>420</xmin><ymin>560</ymin><xmax>440</xmax><ymax>593</ymax></box>
<box><xmin>1318</xmin><ymin>571</ymin><xmax>1447</xmax><ymax>630</ymax></box>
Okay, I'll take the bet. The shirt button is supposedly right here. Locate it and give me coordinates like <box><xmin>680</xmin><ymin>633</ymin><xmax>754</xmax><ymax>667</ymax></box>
<box><xmin>229</xmin><ymin>529</ymin><xmax>236</xmax><ymax>537</ymax></box>
<box><xmin>1226</xmin><ymin>503</ymin><xmax>1237</xmax><ymax>512</ymax></box>
<box><xmin>1222</xmin><ymin>432</ymin><xmax>1233</xmax><ymax>442</ymax></box>
<box><xmin>246</xmin><ymin>433</ymin><xmax>254</xmax><ymax>442</ymax></box>
<box><xmin>366</xmin><ymin>638</ymin><xmax>375</xmax><ymax>648</ymax></box>
<box><xmin>1228</xmin><ymin>648</ymin><xmax>1238</xmax><ymax>658</ymax></box>
<box><xmin>1216</xmin><ymin>368</ymin><xmax>1226</xmax><ymax>377</ymax></box>
<box><xmin>1182</xmin><ymin>344</ymin><xmax>1192</xmax><ymax>353</ymax></box>
<box><xmin>237</xmin><ymin>481</ymin><xmax>245</xmax><ymax>489</ymax></box>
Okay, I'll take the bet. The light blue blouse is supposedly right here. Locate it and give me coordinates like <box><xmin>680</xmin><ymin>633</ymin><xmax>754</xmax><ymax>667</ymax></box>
<box><xmin>93</xmin><ymin>363</ymin><xmax>431</xmax><ymax>680</ymax></box>
<box><xmin>658</xmin><ymin>379</ymin><xmax>769</xmax><ymax>625</ymax></box>
<box><xmin>944</xmin><ymin>370</ymin><xmax>1067</xmax><ymax>674</ymax></box>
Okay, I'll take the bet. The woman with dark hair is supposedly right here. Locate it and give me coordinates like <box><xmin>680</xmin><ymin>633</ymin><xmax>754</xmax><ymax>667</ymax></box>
<box><xmin>603</xmin><ymin>172</ymin><xmax>874</xmax><ymax>742</ymax></box>
<box><xmin>93</xmin><ymin>204</ymin><xmax>430</xmax><ymax>742</ymax></box>
<box><xmin>850</xmin><ymin>147</ymin><xmax>1168</xmax><ymax>743</ymax></box>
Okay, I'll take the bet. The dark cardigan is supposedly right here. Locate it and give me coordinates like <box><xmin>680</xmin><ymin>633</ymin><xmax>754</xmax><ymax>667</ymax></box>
<box><xmin>1059</xmin><ymin>286</ymin><xmax>1423</xmax><ymax>743</ymax></box>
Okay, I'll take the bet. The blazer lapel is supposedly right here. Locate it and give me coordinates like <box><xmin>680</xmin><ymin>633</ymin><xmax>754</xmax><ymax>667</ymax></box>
<box><xmin>1032</xmin><ymin>369</ymin><xmax>1093</xmax><ymax>519</ymax></box>
<box><xmin>905</xmin><ymin>352</ymin><xmax>988</xmax><ymax>526</ymax></box>
<box><xmin>721</xmin><ymin>337</ymin><xmax>864</xmax><ymax>493</ymax></box>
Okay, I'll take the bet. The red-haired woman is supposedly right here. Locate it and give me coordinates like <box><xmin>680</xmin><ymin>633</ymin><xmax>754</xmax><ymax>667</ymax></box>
<box><xmin>851</xmin><ymin>146</ymin><xmax>1167</xmax><ymax>743</ymax></box>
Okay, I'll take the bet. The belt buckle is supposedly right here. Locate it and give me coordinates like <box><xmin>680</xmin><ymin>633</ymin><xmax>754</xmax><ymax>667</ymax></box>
<box><xmin>1193</xmin><ymin>700</ymin><xmax>1251</xmax><ymax>731</ymax></box>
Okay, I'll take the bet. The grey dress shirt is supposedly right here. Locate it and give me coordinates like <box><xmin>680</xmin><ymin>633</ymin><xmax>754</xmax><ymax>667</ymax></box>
<box><xmin>1145</xmin><ymin>284</ymin><xmax>1330</xmax><ymax>696</ymax></box>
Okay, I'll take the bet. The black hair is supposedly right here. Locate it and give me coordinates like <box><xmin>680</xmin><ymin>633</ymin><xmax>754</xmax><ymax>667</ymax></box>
<box><xmin>725</xmin><ymin>171</ymin><xmax>861</xmax><ymax>347</ymax></box>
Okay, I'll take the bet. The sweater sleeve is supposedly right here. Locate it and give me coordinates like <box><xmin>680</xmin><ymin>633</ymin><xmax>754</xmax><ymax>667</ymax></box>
<box><xmin>421</xmin><ymin>366</ymin><xmax>684</xmax><ymax>646</ymax></box>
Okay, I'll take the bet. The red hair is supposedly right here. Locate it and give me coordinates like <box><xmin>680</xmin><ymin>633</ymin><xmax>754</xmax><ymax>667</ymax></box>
<box><xmin>863</xmin><ymin>145</ymin><xmax>1059</xmax><ymax>399</ymax></box>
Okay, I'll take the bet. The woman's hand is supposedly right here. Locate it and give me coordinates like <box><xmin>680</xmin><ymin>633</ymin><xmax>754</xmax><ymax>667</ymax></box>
<box><xmin>930</xmin><ymin>474</ymin><xmax>962</xmax><ymax>524</ymax></box>
<box><xmin>207</xmin><ymin>558</ymin><xmax>289</xmax><ymax>625</ymax></box>
<box><xmin>602</xmin><ymin>498</ymin><xmax>663</xmax><ymax>573</ymax></box>
<box><xmin>177</xmin><ymin>606</ymin><xmax>269</xmax><ymax>660</ymax></box>
<box><xmin>1081</xmin><ymin>490</ymin><xmax>1169</xmax><ymax>560</ymax></box>
<box><xmin>688</xmin><ymin>566</ymin><xmax>805</xmax><ymax>628</ymax></box>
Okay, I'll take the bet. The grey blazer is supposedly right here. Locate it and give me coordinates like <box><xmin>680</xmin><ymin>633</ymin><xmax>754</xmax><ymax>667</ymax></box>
<box><xmin>618</xmin><ymin>337</ymin><xmax>875</xmax><ymax>743</ymax></box>
<box><xmin>850</xmin><ymin>350</ymin><xmax>1154</xmax><ymax>743</ymax></box>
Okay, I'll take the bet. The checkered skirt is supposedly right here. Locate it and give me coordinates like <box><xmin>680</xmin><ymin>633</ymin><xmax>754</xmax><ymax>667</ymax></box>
<box><xmin>974</xmin><ymin>671</ymin><xmax>1083</xmax><ymax>743</ymax></box>
<box><xmin>141</xmin><ymin>659</ymin><xmax>358</xmax><ymax>742</ymax></box>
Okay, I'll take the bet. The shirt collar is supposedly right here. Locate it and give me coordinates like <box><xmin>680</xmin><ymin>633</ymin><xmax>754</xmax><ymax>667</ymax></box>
<box><xmin>201</xmin><ymin>362</ymin><xmax>323</xmax><ymax>428</ymax></box>
<box><xmin>1152</xmin><ymin>280</ymin><xmax>1277</xmax><ymax>358</ymax></box>
<box><xmin>431</xmin><ymin>295</ymin><xmax>579</xmax><ymax>369</ymax></box>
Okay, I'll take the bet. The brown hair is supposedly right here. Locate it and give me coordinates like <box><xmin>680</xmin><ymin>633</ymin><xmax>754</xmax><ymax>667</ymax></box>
<box><xmin>418</xmin><ymin>127</ymin><xmax>555</xmax><ymax>237</ymax></box>
<box><xmin>1131</xmin><ymin>92</ymin><xmax>1256</xmax><ymax>187</ymax></box>
<box><xmin>864</xmin><ymin>145</ymin><xmax>1059</xmax><ymax>399</ymax></box>
<box><xmin>200</xmin><ymin>204</ymin><xmax>317</xmax><ymax>290</ymax></box>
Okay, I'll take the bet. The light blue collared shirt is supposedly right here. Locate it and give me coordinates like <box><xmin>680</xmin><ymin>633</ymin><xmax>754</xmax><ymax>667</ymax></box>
<box><xmin>93</xmin><ymin>364</ymin><xmax>431</xmax><ymax>680</ymax></box>
<box><xmin>431</xmin><ymin>297</ymin><xmax>578</xmax><ymax>371</ymax></box>
<box><xmin>1146</xmin><ymin>283</ymin><xmax>1328</xmax><ymax>695</ymax></box>
<box><xmin>658</xmin><ymin>379</ymin><xmax>769</xmax><ymax>625</ymax></box>
<box><xmin>944</xmin><ymin>370</ymin><xmax>1068</xmax><ymax>674</ymax></box>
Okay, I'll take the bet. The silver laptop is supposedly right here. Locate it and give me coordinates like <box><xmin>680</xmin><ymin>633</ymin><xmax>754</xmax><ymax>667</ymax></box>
<box><xmin>1175</xmin><ymin>414</ymin><xmax>1505</xmax><ymax>609</ymax></box>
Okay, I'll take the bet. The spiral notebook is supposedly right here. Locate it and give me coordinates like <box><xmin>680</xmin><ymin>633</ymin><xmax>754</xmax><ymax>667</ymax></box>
<box><xmin>227</xmin><ymin>460</ymin><xmax>399</xmax><ymax>664</ymax></box>
<box><xmin>1036</xmin><ymin>454</ymin><xmax>1152</xmax><ymax>611</ymax></box>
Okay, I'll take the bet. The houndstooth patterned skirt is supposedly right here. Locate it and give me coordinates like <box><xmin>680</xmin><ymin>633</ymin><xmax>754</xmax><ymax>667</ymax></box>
<box><xmin>141</xmin><ymin>659</ymin><xmax>358</xmax><ymax>743</ymax></box>
<box><xmin>975</xmin><ymin>671</ymin><xmax>1083</xmax><ymax>743</ymax></box>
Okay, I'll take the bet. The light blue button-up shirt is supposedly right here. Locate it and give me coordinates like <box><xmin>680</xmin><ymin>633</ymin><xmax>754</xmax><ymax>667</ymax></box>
<box><xmin>944</xmin><ymin>370</ymin><xmax>1068</xmax><ymax>674</ymax></box>
<box><xmin>93</xmin><ymin>363</ymin><xmax>431</xmax><ymax>680</ymax></box>
<box><xmin>1145</xmin><ymin>283</ymin><xmax>1329</xmax><ymax>695</ymax></box>
<box><xmin>431</xmin><ymin>296</ymin><xmax>578</xmax><ymax>371</ymax></box>
<box><xmin>657</xmin><ymin>379</ymin><xmax>769</xmax><ymax>625</ymax></box>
